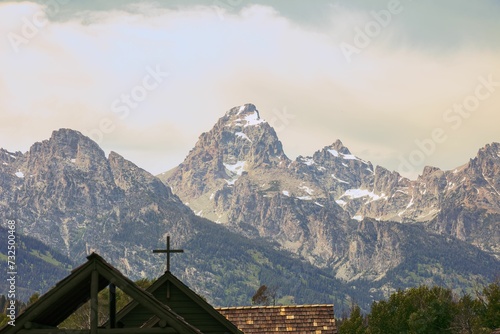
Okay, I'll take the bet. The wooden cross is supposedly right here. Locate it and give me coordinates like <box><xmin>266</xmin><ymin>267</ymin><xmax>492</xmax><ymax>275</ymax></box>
<box><xmin>153</xmin><ymin>235</ymin><xmax>184</xmax><ymax>272</ymax></box>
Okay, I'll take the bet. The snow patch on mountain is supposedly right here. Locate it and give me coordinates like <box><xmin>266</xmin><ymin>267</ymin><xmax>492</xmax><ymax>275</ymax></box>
<box><xmin>398</xmin><ymin>196</ymin><xmax>414</xmax><ymax>217</ymax></box>
<box><xmin>299</xmin><ymin>157</ymin><xmax>315</xmax><ymax>166</ymax></box>
<box><xmin>224</xmin><ymin>161</ymin><xmax>246</xmax><ymax>175</ymax></box>
<box><xmin>235</xmin><ymin>132</ymin><xmax>252</xmax><ymax>142</ymax></box>
<box><xmin>332</xmin><ymin>174</ymin><xmax>349</xmax><ymax>184</ymax></box>
<box><xmin>339</xmin><ymin>189</ymin><xmax>387</xmax><ymax>203</ymax></box>
<box><xmin>297</xmin><ymin>195</ymin><xmax>312</xmax><ymax>201</ymax></box>
<box><xmin>342</xmin><ymin>154</ymin><xmax>369</xmax><ymax>165</ymax></box>
<box><xmin>224</xmin><ymin>161</ymin><xmax>246</xmax><ymax>185</ymax></box>
<box><xmin>328</xmin><ymin>149</ymin><xmax>339</xmax><ymax>157</ymax></box>
<box><xmin>406</xmin><ymin>196</ymin><xmax>414</xmax><ymax>208</ymax></box>
<box><xmin>336</xmin><ymin>199</ymin><xmax>347</xmax><ymax>206</ymax></box>
<box><xmin>299</xmin><ymin>185</ymin><xmax>314</xmax><ymax>195</ymax></box>
<box><xmin>244</xmin><ymin>111</ymin><xmax>265</xmax><ymax>127</ymax></box>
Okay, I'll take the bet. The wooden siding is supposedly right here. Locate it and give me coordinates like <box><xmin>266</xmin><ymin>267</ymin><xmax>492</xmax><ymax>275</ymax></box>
<box><xmin>113</xmin><ymin>272</ymin><xmax>242</xmax><ymax>334</ymax></box>
<box><xmin>119</xmin><ymin>283</ymin><xmax>225</xmax><ymax>332</ymax></box>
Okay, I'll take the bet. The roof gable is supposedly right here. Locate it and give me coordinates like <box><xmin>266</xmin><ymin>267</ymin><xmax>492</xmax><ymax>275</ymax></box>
<box><xmin>0</xmin><ymin>253</ymin><xmax>201</xmax><ymax>334</ymax></box>
<box><xmin>110</xmin><ymin>271</ymin><xmax>243</xmax><ymax>334</ymax></box>
<box><xmin>216</xmin><ymin>305</ymin><xmax>338</xmax><ymax>334</ymax></box>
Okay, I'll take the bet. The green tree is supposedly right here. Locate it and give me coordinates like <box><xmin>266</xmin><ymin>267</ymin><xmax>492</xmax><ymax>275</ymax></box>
<box><xmin>134</xmin><ymin>278</ymin><xmax>153</xmax><ymax>290</ymax></box>
<box><xmin>368</xmin><ymin>290</ymin><xmax>408</xmax><ymax>334</ymax></box>
<box><xmin>252</xmin><ymin>285</ymin><xmax>270</xmax><ymax>306</ymax></box>
<box><xmin>451</xmin><ymin>294</ymin><xmax>488</xmax><ymax>334</ymax></box>
<box><xmin>477</xmin><ymin>280</ymin><xmax>500</xmax><ymax>330</ymax></box>
<box><xmin>28</xmin><ymin>293</ymin><xmax>40</xmax><ymax>306</ymax></box>
<box><xmin>251</xmin><ymin>284</ymin><xmax>277</xmax><ymax>306</ymax></box>
<box><xmin>368</xmin><ymin>286</ymin><xmax>456</xmax><ymax>334</ymax></box>
<box><xmin>59</xmin><ymin>278</ymin><xmax>154</xmax><ymax>329</ymax></box>
<box><xmin>0</xmin><ymin>313</ymin><xmax>9</xmax><ymax>327</ymax></box>
<box><xmin>338</xmin><ymin>304</ymin><xmax>366</xmax><ymax>334</ymax></box>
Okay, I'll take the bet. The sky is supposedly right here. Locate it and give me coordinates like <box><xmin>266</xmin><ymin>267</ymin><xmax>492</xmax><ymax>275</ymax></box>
<box><xmin>1</xmin><ymin>0</ymin><xmax>499</xmax><ymax>179</ymax></box>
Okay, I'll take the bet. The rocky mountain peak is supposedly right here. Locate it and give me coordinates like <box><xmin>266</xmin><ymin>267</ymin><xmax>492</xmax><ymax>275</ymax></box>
<box><xmin>0</xmin><ymin>149</ymin><xmax>22</xmax><ymax>166</ymax></box>
<box><xmin>303</xmin><ymin>140</ymin><xmax>373</xmax><ymax>180</ymax></box>
<box><xmin>327</xmin><ymin>139</ymin><xmax>352</xmax><ymax>155</ymax></box>
<box><xmin>475</xmin><ymin>142</ymin><xmax>500</xmax><ymax>162</ymax></box>
<box><xmin>162</xmin><ymin>104</ymin><xmax>292</xmax><ymax>224</ymax></box>
<box><xmin>464</xmin><ymin>142</ymin><xmax>500</xmax><ymax>194</ymax></box>
<box><xmin>183</xmin><ymin>104</ymin><xmax>287</xmax><ymax>173</ymax></box>
<box><xmin>220</xmin><ymin>103</ymin><xmax>266</xmax><ymax>129</ymax></box>
<box><xmin>23</xmin><ymin>128</ymin><xmax>111</xmax><ymax>180</ymax></box>
<box><xmin>47</xmin><ymin>128</ymin><xmax>105</xmax><ymax>158</ymax></box>
<box><xmin>225</xmin><ymin>103</ymin><xmax>258</xmax><ymax>117</ymax></box>
<box><xmin>316</xmin><ymin>140</ymin><xmax>369</xmax><ymax>167</ymax></box>
<box><xmin>420</xmin><ymin>166</ymin><xmax>442</xmax><ymax>178</ymax></box>
<box><xmin>462</xmin><ymin>142</ymin><xmax>500</xmax><ymax>179</ymax></box>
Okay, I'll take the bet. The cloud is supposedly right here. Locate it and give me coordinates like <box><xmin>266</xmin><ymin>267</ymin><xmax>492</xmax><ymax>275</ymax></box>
<box><xmin>0</xmin><ymin>1</ymin><xmax>499</xmax><ymax>178</ymax></box>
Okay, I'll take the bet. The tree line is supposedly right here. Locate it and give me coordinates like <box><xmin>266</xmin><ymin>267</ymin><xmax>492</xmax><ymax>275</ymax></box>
<box><xmin>338</xmin><ymin>280</ymin><xmax>500</xmax><ymax>334</ymax></box>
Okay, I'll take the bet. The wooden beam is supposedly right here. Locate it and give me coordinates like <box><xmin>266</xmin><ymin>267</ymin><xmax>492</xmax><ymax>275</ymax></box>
<box><xmin>109</xmin><ymin>283</ymin><xmax>116</xmax><ymax>329</ymax></box>
<box><xmin>7</xmin><ymin>264</ymin><xmax>99</xmax><ymax>331</ymax></box>
<box><xmin>95</xmin><ymin>262</ymin><xmax>199</xmax><ymax>334</ymax></box>
<box><xmin>17</xmin><ymin>328</ymin><xmax>179</xmax><ymax>334</ymax></box>
<box><xmin>23</xmin><ymin>322</ymin><xmax>57</xmax><ymax>329</ymax></box>
<box><xmin>91</xmin><ymin>270</ymin><xmax>99</xmax><ymax>334</ymax></box>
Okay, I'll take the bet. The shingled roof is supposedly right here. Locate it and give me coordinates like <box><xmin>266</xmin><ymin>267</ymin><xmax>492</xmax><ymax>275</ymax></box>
<box><xmin>216</xmin><ymin>305</ymin><xmax>337</xmax><ymax>334</ymax></box>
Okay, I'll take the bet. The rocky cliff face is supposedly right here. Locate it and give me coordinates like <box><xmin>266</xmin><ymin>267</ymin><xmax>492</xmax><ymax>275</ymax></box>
<box><xmin>0</xmin><ymin>129</ymin><xmax>191</xmax><ymax>277</ymax></box>
<box><xmin>428</xmin><ymin>143</ymin><xmax>500</xmax><ymax>254</ymax></box>
<box><xmin>0</xmin><ymin>129</ymin><xmax>357</xmax><ymax>307</ymax></box>
<box><xmin>165</xmin><ymin>104</ymin><xmax>288</xmax><ymax>198</ymax></box>
<box><xmin>1</xmin><ymin>125</ymin><xmax>498</xmax><ymax>308</ymax></box>
<box><xmin>163</xmin><ymin>103</ymin><xmax>500</xmax><ymax>284</ymax></box>
<box><xmin>163</xmin><ymin>104</ymin><xmax>355</xmax><ymax>269</ymax></box>
<box><xmin>343</xmin><ymin>143</ymin><xmax>500</xmax><ymax>255</ymax></box>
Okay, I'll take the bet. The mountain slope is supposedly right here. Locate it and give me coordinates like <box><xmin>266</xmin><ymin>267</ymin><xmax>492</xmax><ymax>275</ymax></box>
<box><xmin>162</xmin><ymin>104</ymin><xmax>354</xmax><ymax>267</ymax></box>
<box><xmin>162</xmin><ymin>103</ymin><xmax>500</xmax><ymax>286</ymax></box>
<box><xmin>0</xmin><ymin>129</ymin><xmax>354</xmax><ymax>310</ymax></box>
<box><xmin>0</xmin><ymin>226</ymin><xmax>73</xmax><ymax>301</ymax></box>
<box><xmin>0</xmin><ymin>124</ymin><xmax>498</xmax><ymax>311</ymax></box>
<box><xmin>1</xmin><ymin>129</ymin><xmax>190</xmax><ymax>270</ymax></box>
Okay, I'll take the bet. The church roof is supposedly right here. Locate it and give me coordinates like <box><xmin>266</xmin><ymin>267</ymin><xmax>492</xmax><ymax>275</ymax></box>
<box><xmin>0</xmin><ymin>253</ymin><xmax>202</xmax><ymax>334</ymax></box>
<box><xmin>108</xmin><ymin>271</ymin><xmax>243</xmax><ymax>334</ymax></box>
<box><xmin>216</xmin><ymin>305</ymin><xmax>338</xmax><ymax>334</ymax></box>
<box><xmin>1</xmin><ymin>249</ymin><xmax>338</xmax><ymax>334</ymax></box>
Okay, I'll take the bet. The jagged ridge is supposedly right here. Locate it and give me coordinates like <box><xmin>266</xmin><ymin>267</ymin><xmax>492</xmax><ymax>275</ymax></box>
<box><xmin>162</xmin><ymin>103</ymin><xmax>500</xmax><ymax>288</ymax></box>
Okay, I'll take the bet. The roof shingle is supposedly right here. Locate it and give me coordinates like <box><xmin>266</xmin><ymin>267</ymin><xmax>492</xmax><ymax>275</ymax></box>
<box><xmin>216</xmin><ymin>304</ymin><xmax>337</xmax><ymax>334</ymax></box>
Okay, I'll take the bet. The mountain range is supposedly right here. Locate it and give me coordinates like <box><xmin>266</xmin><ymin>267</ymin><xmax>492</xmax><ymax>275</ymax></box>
<box><xmin>1</xmin><ymin>104</ymin><xmax>499</xmax><ymax>311</ymax></box>
<box><xmin>162</xmin><ymin>104</ymin><xmax>499</xmax><ymax>278</ymax></box>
